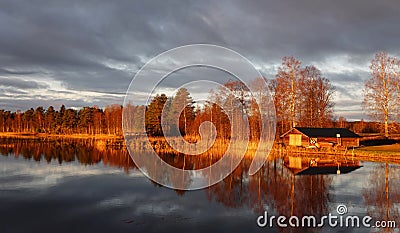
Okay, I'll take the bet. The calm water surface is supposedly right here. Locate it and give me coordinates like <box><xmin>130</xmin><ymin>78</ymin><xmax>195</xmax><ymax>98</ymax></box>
<box><xmin>0</xmin><ymin>138</ymin><xmax>399</xmax><ymax>233</ymax></box>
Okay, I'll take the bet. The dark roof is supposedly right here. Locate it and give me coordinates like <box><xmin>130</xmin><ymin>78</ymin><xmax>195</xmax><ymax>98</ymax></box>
<box><xmin>285</xmin><ymin>165</ymin><xmax>362</xmax><ymax>175</ymax></box>
<box><xmin>282</xmin><ymin>127</ymin><xmax>361</xmax><ymax>138</ymax></box>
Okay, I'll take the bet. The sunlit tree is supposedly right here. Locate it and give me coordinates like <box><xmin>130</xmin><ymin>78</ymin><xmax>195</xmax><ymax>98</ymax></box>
<box><xmin>167</xmin><ymin>88</ymin><xmax>195</xmax><ymax>136</ymax></box>
<box><xmin>275</xmin><ymin>56</ymin><xmax>302</xmax><ymax>129</ymax></box>
<box><xmin>363</xmin><ymin>51</ymin><xmax>400</xmax><ymax>138</ymax></box>
<box><xmin>300</xmin><ymin>65</ymin><xmax>335</xmax><ymax>127</ymax></box>
<box><xmin>145</xmin><ymin>94</ymin><xmax>168</xmax><ymax>137</ymax></box>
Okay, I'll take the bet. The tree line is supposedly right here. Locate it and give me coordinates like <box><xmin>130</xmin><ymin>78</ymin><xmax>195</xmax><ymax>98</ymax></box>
<box><xmin>1</xmin><ymin>53</ymin><xmax>399</xmax><ymax>138</ymax></box>
<box><xmin>124</xmin><ymin>56</ymin><xmax>336</xmax><ymax>139</ymax></box>
<box><xmin>0</xmin><ymin>104</ymin><xmax>123</xmax><ymax>135</ymax></box>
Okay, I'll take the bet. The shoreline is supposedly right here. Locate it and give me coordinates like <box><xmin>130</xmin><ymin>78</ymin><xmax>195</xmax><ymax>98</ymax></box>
<box><xmin>1</xmin><ymin>132</ymin><xmax>399</xmax><ymax>163</ymax></box>
<box><xmin>0</xmin><ymin>132</ymin><xmax>123</xmax><ymax>140</ymax></box>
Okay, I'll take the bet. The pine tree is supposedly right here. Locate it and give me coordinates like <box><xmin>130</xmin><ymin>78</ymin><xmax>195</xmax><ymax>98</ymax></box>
<box><xmin>145</xmin><ymin>94</ymin><xmax>168</xmax><ymax>136</ymax></box>
<box><xmin>168</xmin><ymin>88</ymin><xmax>195</xmax><ymax>136</ymax></box>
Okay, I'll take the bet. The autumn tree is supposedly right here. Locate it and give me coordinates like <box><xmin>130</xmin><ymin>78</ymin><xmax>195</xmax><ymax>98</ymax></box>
<box><xmin>62</xmin><ymin>108</ymin><xmax>77</xmax><ymax>134</ymax></box>
<box><xmin>23</xmin><ymin>108</ymin><xmax>34</xmax><ymax>132</ymax></box>
<box><xmin>249</xmin><ymin>77</ymin><xmax>275</xmax><ymax>141</ymax></box>
<box><xmin>55</xmin><ymin>105</ymin><xmax>66</xmax><ymax>133</ymax></box>
<box><xmin>104</xmin><ymin>105</ymin><xmax>122</xmax><ymax>135</ymax></box>
<box><xmin>78</xmin><ymin>107</ymin><xmax>94</xmax><ymax>134</ymax></box>
<box><xmin>271</xmin><ymin>57</ymin><xmax>335</xmax><ymax>134</ymax></box>
<box><xmin>363</xmin><ymin>51</ymin><xmax>400</xmax><ymax>138</ymax></box>
<box><xmin>203</xmin><ymin>89</ymin><xmax>229</xmax><ymax>139</ymax></box>
<box><xmin>34</xmin><ymin>106</ymin><xmax>44</xmax><ymax>132</ymax></box>
<box><xmin>123</xmin><ymin>103</ymin><xmax>146</xmax><ymax>134</ymax></box>
<box><xmin>0</xmin><ymin>110</ymin><xmax>4</xmax><ymax>132</ymax></box>
<box><xmin>205</xmin><ymin>81</ymin><xmax>250</xmax><ymax>140</ymax></box>
<box><xmin>45</xmin><ymin>106</ymin><xmax>56</xmax><ymax>133</ymax></box>
<box><xmin>299</xmin><ymin>65</ymin><xmax>335</xmax><ymax>127</ymax></box>
<box><xmin>274</xmin><ymin>56</ymin><xmax>302</xmax><ymax>131</ymax></box>
<box><xmin>92</xmin><ymin>106</ymin><xmax>104</xmax><ymax>134</ymax></box>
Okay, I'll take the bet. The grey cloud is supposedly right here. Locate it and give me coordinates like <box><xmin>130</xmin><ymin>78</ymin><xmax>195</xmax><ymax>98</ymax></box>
<box><xmin>0</xmin><ymin>0</ymin><xmax>399</xmax><ymax>119</ymax></box>
<box><xmin>0</xmin><ymin>68</ymin><xmax>38</xmax><ymax>75</ymax></box>
<box><xmin>326</xmin><ymin>72</ymin><xmax>369</xmax><ymax>84</ymax></box>
<box><xmin>0</xmin><ymin>77</ymin><xmax>47</xmax><ymax>89</ymax></box>
<box><xmin>0</xmin><ymin>96</ymin><xmax>122</xmax><ymax>111</ymax></box>
<box><xmin>231</xmin><ymin>0</ymin><xmax>400</xmax><ymax>60</ymax></box>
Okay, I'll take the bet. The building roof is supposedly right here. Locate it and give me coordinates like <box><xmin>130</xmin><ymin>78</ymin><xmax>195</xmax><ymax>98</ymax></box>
<box><xmin>281</xmin><ymin>127</ymin><xmax>361</xmax><ymax>138</ymax></box>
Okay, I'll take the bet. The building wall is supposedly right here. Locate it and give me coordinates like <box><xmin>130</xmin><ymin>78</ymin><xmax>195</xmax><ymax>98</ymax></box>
<box><xmin>282</xmin><ymin>133</ymin><xmax>309</xmax><ymax>147</ymax></box>
<box><xmin>282</xmin><ymin>134</ymin><xmax>359</xmax><ymax>147</ymax></box>
<box><xmin>341</xmin><ymin>138</ymin><xmax>359</xmax><ymax>147</ymax></box>
<box><xmin>316</xmin><ymin>137</ymin><xmax>359</xmax><ymax>147</ymax></box>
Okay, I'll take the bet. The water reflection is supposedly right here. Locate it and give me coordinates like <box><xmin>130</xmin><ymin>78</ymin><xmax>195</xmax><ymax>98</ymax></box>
<box><xmin>1</xmin><ymin>138</ymin><xmax>400</xmax><ymax>232</ymax></box>
<box><xmin>283</xmin><ymin>155</ymin><xmax>362</xmax><ymax>175</ymax></box>
<box><xmin>363</xmin><ymin>163</ymin><xmax>400</xmax><ymax>232</ymax></box>
<box><xmin>206</xmin><ymin>158</ymin><xmax>332</xmax><ymax>233</ymax></box>
<box><xmin>0</xmin><ymin>138</ymin><xmax>135</xmax><ymax>172</ymax></box>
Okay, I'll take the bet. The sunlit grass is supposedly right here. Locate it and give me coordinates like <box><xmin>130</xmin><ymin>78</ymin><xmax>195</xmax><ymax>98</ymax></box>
<box><xmin>357</xmin><ymin>144</ymin><xmax>400</xmax><ymax>152</ymax></box>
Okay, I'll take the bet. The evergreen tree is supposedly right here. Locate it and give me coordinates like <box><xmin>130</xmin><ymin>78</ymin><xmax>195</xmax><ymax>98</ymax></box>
<box><xmin>45</xmin><ymin>106</ymin><xmax>56</xmax><ymax>133</ymax></box>
<box><xmin>168</xmin><ymin>88</ymin><xmax>195</xmax><ymax>136</ymax></box>
<box><xmin>145</xmin><ymin>94</ymin><xmax>168</xmax><ymax>136</ymax></box>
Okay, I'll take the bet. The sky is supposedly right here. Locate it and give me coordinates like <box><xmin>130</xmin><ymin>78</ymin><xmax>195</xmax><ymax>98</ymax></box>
<box><xmin>1</xmin><ymin>0</ymin><xmax>400</xmax><ymax>121</ymax></box>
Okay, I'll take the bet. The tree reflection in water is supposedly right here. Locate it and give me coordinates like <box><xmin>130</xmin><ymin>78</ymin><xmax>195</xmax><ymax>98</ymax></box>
<box><xmin>1</xmin><ymin>138</ymin><xmax>399</xmax><ymax>232</ymax></box>
<box><xmin>0</xmin><ymin>138</ymin><xmax>135</xmax><ymax>172</ymax></box>
<box><xmin>205</xmin><ymin>156</ymin><xmax>331</xmax><ymax>233</ymax></box>
<box><xmin>363</xmin><ymin>163</ymin><xmax>400</xmax><ymax>233</ymax></box>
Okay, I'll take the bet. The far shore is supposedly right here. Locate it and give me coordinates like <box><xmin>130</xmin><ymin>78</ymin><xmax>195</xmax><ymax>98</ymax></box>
<box><xmin>1</xmin><ymin>132</ymin><xmax>399</xmax><ymax>164</ymax></box>
<box><xmin>0</xmin><ymin>132</ymin><xmax>123</xmax><ymax>140</ymax></box>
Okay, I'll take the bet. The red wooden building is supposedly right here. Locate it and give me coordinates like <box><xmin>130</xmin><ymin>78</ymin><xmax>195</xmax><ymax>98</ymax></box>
<box><xmin>280</xmin><ymin>127</ymin><xmax>361</xmax><ymax>148</ymax></box>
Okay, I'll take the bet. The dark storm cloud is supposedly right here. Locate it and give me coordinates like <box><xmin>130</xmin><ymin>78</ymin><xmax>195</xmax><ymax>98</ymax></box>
<box><xmin>0</xmin><ymin>0</ymin><xmax>399</xmax><ymax>118</ymax></box>
<box><xmin>0</xmin><ymin>77</ymin><xmax>47</xmax><ymax>89</ymax></box>
<box><xmin>229</xmin><ymin>0</ymin><xmax>400</xmax><ymax>61</ymax></box>
<box><xmin>0</xmin><ymin>68</ymin><xmax>37</xmax><ymax>76</ymax></box>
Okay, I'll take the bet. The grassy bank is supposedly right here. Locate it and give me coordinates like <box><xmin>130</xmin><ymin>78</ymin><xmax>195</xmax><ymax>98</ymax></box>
<box><xmin>352</xmin><ymin>144</ymin><xmax>400</xmax><ymax>162</ymax></box>
<box><xmin>356</xmin><ymin>144</ymin><xmax>400</xmax><ymax>153</ymax></box>
<box><xmin>342</xmin><ymin>144</ymin><xmax>400</xmax><ymax>164</ymax></box>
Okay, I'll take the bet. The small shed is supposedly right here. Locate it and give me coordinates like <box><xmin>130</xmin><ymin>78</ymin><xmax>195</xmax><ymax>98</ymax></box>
<box><xmin>280</xmin><ymin>127</ymin><xmax>361</xmax><ymax>148</ymax></box>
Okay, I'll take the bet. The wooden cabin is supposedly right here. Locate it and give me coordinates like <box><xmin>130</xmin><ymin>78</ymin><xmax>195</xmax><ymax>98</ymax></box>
<box><xmin>280</xmin><ymin>127</ymin><xmax>361</xmax><ymax>148</ymax></box>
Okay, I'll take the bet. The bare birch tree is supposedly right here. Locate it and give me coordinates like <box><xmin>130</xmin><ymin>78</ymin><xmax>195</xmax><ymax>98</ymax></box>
<box><xmin>363</xmin><ymin>51</ymin><xmax>400</xmax><ymax>138</ymax></box>
<box><xmin>275</xmin><ymin>56</ymin><xmax>302</xmax><ymax>129</ymax></box>
<box><xmin>272</xmin><ymin>57</ymin><xmax>335</xmax><ymax>133</ymax></box>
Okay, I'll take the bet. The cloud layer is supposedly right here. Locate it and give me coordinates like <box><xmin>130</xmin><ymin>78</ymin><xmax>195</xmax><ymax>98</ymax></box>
<box><xmin>1</xmin><ymin>0</ymin><xmax>400</xmax><ymax>120</ymax></box>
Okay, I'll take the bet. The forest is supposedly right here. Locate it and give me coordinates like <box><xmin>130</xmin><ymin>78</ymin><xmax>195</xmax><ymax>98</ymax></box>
<box><xmin>0</xmin><ymin>104</ymin><xmax>123</xmax><ymax>135</ymax></box>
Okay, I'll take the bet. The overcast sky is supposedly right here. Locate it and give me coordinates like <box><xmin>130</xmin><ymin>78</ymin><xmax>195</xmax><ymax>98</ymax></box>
<box><xmin>1</xmin><ymin>0</ymin><xmax>400</xmax><ymax>120</ymax></box>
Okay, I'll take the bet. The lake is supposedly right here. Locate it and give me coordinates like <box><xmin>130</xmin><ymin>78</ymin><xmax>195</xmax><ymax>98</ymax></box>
<box><xmin>0</xmin><ymin>138</ymin><xmax>399</xmax><ymax>233</ymax></box>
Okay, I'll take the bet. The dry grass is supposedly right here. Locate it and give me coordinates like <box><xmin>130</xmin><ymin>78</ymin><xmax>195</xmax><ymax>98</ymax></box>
<box><xmin>126</xmin><ymin>136</ymin><xmax>275</xmax><ymax>159</ymax></box>
<box><xmin>357</xmin><ymin>144</ymin><xmax>400</xmax><ymax>152</ymax></box>
<box><xmin>0</xmin><ymin>132</ymin><xmax>123</xmax><ymax>139</ymax></box>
